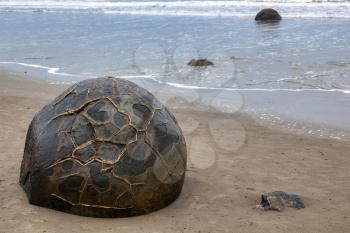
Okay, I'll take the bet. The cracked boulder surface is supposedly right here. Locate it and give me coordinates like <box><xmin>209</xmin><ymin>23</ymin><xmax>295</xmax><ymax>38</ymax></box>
<box><xmin>19</xmin><ymin>77</ymin><xmax>187</xmax><ymax>218</ymax></box>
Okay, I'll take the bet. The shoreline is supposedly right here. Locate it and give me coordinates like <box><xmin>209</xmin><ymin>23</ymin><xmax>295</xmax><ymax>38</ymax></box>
<box><xmin>1</xmin><ymin>70</ymin><xmax>350</xmax><ymax>232</ymax></box>
<box><xmin>2</xmin><ymin>62</ymin><xmax>350</xmax><ymax>94</ymax></box>
<box><xmin>1</xmin><ymin>66</ymin><xmax>350</xmax><ymax>141</ymax></box>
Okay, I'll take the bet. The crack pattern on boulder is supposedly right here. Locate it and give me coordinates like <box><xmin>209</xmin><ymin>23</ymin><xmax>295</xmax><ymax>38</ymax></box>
<box><xmin>19</xmin><ymin>77</ymin><xmax>187</xmax><ymax>218</ymax></box>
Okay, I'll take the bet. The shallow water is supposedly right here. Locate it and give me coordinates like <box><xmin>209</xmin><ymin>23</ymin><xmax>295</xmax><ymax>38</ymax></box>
<box><xmin>0</xmin><ymin>10</ymin><xmax>350</xmax><ymax>90</ymax></box>
<box><xmin>0</xmin><ymin>4</ymin><xmax>349</xmax><ymax>139</ymax></box>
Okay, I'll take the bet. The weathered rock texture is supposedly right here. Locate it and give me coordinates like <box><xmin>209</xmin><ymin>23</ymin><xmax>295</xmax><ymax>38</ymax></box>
<box><xmin>260</xmin><ymin>191</ymin><xmax>305</xmax><ymax>211</ymax></box>
<box><xmin>20</xmin><ymin>77</ymin><xmax>187</xmax><ymax>218</ymax></box>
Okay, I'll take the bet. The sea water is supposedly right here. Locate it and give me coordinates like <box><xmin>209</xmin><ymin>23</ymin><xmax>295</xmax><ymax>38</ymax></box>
<box><xmin>0</xmin><ymin>0</ymin><xmax>350</xmax><ymax>139</ymax></box>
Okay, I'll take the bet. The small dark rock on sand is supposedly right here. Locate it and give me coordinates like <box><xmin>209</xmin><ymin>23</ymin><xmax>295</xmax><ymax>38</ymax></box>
<box><xmin>258</xmin><ymin>191</ymin><xmax>305</xmax><ymax>211</ymax></box>
<box><xmin>255</xmin><ymin>8</ymin><xmax>282</xmax><ymax>21</ymax></box>
<box><xmin>187</xmin><ymin>59</ymin><xmax>214</xmax><ymax>67</ymax></box>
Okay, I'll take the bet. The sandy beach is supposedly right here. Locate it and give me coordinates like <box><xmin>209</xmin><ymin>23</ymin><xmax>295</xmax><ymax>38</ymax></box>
<box><xmin>0</xmin><ymin>70</ymin><xmax>349</xmax><ymax>233</ymax></box>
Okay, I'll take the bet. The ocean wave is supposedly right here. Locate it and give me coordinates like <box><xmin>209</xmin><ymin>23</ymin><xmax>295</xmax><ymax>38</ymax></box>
<box><xmin>1</xmin><ymin>1</ymin><xmax>350</xmax><ymax>18</ymax></box>
<box><xmin>103</xmin><ymin>9</ymin><xmax>350</xmax><ymax>18</ymax></box>
<box><xmin>1</xmin><ymin>1</ymin><xmax>350</xmax><ymax>8</ymax></box>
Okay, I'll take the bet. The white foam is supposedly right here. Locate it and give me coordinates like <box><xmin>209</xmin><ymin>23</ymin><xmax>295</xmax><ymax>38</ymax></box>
<box><xmin>103</xmin><ymin>10</ymin><xmax>254</xmax><ymax>18</ymax></box>
<box><xmin>119</xmin><ymin>74</ymin><xmax>350</xmax><ymax>94</ymax></box>
<box><xmin>1</xmin><ymin>62</ymin><xmax>350</xmax><ymax>95</ymax></box>
<box><xmin>0</xmin><ymin>61</ymin><xmax>88</xmax><ymax>78</ymax></box>
<box><xmin>1</xmin><ymin>1</ymin><xmax>350</xmax><ymax>9</ymax></box>
<box><xmin>103</xmin><ymin>9</ymin><xmax>350</xmax><ymax>18</ymax></box>
<box><xmin>1</xmin><ymin>0</ymin><xmax>350</xmax><ymax>18</ymax></box>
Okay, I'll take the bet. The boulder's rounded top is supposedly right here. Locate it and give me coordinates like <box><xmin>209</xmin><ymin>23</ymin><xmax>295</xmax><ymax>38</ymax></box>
<box><xmin>255</xmin><ymin>8</ymin><xmax>282</xmax><ymax>21</ymax></box>
<box><xmin>20</xmin><ymin>77</ymin><xmax>187</xmax><ymax>218</ymax></box>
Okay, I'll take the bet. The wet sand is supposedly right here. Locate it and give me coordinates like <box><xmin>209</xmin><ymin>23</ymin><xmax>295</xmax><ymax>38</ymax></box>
<box><xmin>0</xmin><ymin>71</ymin><xmax>350</xmax><ymax>233</ymax></box>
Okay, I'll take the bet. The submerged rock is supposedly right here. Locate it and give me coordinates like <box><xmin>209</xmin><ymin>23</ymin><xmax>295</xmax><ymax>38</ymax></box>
<box><xmin>255</xmin><ymin>8</ymin><xmax>282</xmax><ymax>21</ymax></box>
<box><xmin>187</xmin><ymin>59</ymin><xmax>214</xmax><ymax>67</ymax></box>
<box><xmin>259</xmin><ymin>191</ymin><xmax>305</xmax><ymax>211</ymax></box>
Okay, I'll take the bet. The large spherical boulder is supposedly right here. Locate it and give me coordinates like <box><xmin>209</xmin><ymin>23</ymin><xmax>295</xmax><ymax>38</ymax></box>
<box><xmin>255</xmin><ymin>8</ymin><xmax>282</xmax><ymax>21</ymax></box>
<box><xmin>20</xmin><ymin>77</ymin><xmax>187</xmax><ymax>217</ymax></box>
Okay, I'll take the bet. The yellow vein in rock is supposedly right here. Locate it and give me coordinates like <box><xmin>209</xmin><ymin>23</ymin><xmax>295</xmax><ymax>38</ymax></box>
<box><xmin>50</xmin><ymin>193</ymin><xmax>134</xmax><ymax>210</ymax></box>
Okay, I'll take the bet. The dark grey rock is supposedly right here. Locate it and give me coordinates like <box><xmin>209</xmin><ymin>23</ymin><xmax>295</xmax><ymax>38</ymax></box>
<box><xmin>20</xmin><ymin>77</ymin><xmax>187</xmax><ymax>218</ymax></box>
<box><xmin>260</xmin><ymin>191</ymin><xmax>305</xmax><ymax>211</ymax></box>
<box><xmin>187</xmin><ymin>59</ymin><xmax>214</xmax><ymax>67</ymax></box>
<box><xmin>255</xmin><ymin>8</ymin><xmax>282</xmax><ymax>21</ymax></box>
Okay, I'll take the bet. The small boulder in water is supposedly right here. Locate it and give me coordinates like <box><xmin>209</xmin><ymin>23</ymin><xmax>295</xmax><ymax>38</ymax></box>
<box><xmin>258</xmin><ymin>191</ymin><xmax>305</xmax><ymax>211</ymax></box>
<box><xmin>187</xmin><ymin>59</ymin><xmax>214</xmax><ymax>67</ymax></box>
<box><xmin>255</xmin><ymin>8</ymin><xmax>282</xmax><ymax>21</ymax></box>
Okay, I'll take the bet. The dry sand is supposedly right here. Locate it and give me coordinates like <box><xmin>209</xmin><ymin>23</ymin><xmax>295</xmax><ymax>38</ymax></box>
<box><xmin>0</xmin><ymin>70</ymin><xmax>350</xmax><ymax>233</ymax></box>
